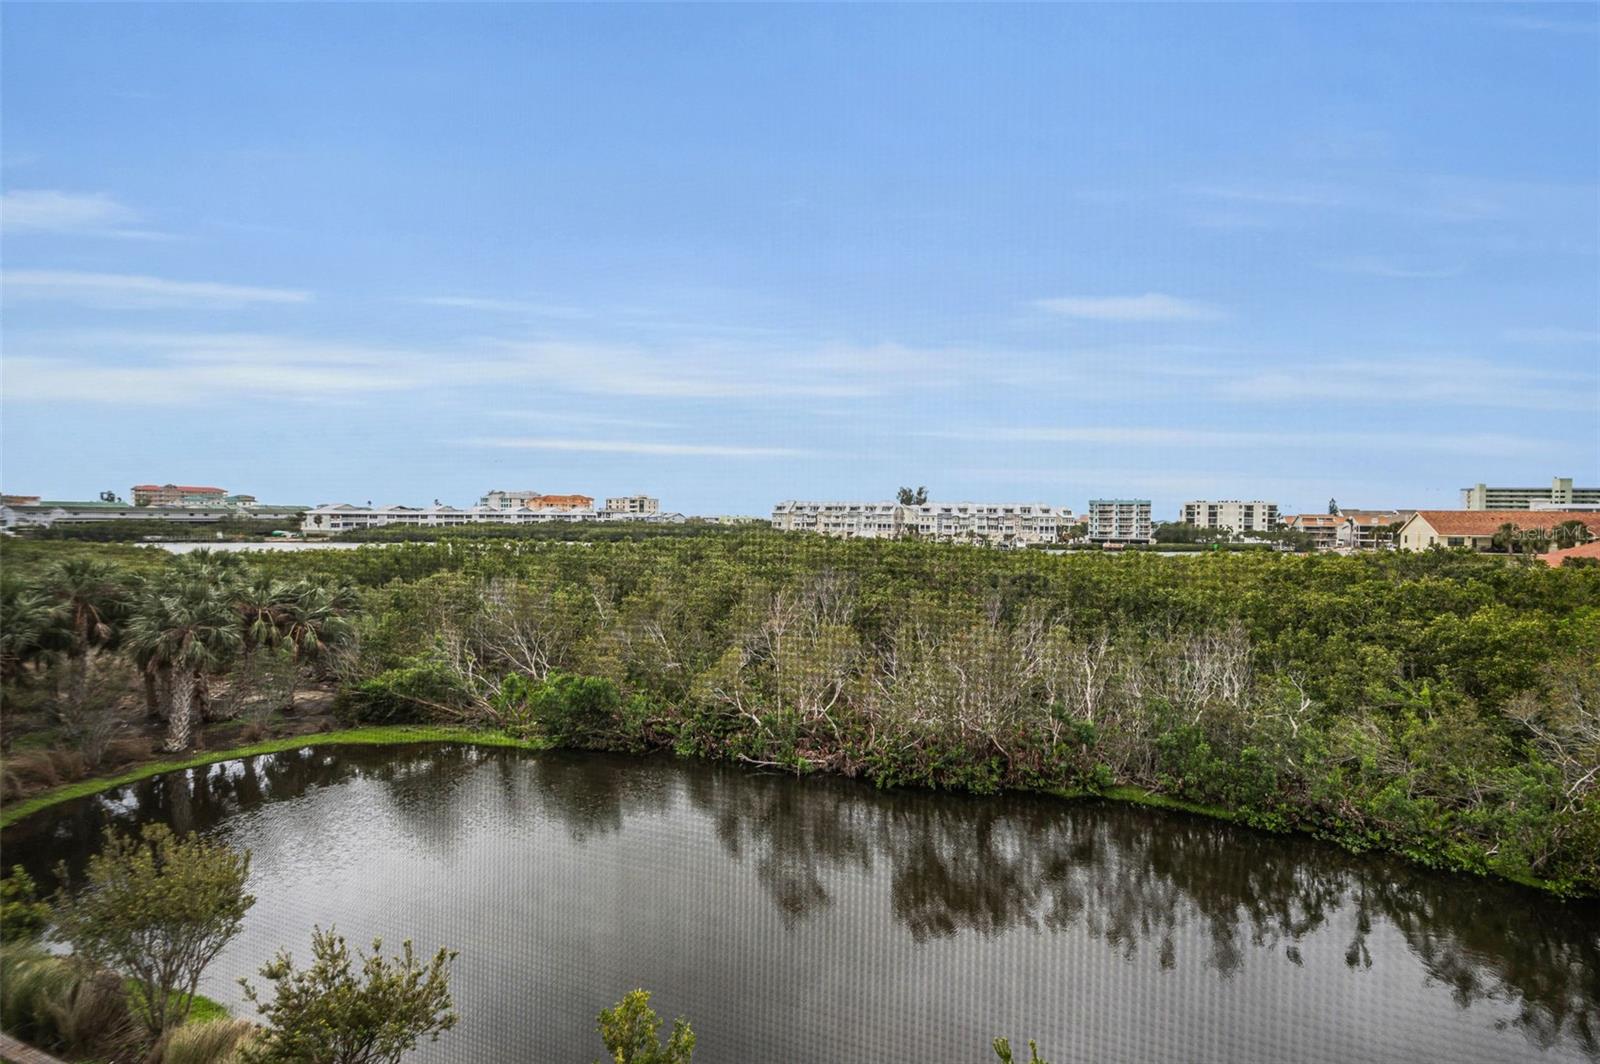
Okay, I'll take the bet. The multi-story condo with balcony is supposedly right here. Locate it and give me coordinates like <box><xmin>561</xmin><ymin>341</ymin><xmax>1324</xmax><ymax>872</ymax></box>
<box><xmin>1334</xmin><ymin>509</ymin><xmax>1414</xmax><ymax>551</ymax></box>
<box><xmin>1282</xmin><ymin>513</ymin><xmax>1343</xmax><ymax>551</ymax></box>
<box><xmin>1087</xmin><ymin>499</ymin><xmax>1153</xmax><ymax>544</ymax></box>
<box><xmin>303</xmin><ymin>502</ymin><xmax>682</xmax><ymax>534</ymax></box>
<box><xmin>604</xmin><ymin>495</ymin><xmax>660</xmax><ymax>515</ymax></box>
<box><xmin>131</xmin><ymin>483</ymin><xmax>228</xmax><ymax>507</ymax></box>
<box><xmin>478</xmin><ymin>489</ymin><xmax>597</xmax><ymax>511</ymax></box>
<box><xmin>1460</xmin><ymin>477</ymin><xmax>1600</xmax><ymax>511</ymax></box>
<box><xmin>1179</xmin><ymin>499</ymin><xmax>1279</xmax><ymax>533</ymax></box>
<box><xmin>770</xmin><ymin>501</ymin><xmax>1071</xmax><ymax>546</ymax></box>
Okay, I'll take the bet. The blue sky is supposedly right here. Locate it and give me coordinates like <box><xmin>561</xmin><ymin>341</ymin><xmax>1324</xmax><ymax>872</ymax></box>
<box><xmin>3</xmin><ymin>3</ymin><xmax>1597</xmax><ymax>517</ymax></box>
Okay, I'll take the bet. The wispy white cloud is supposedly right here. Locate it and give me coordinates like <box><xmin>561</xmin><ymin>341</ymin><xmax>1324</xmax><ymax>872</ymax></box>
<box><xmin>485</xmin><ymin>411</ymin><xmax>685</xmax><ymax>431</ymax></box>
<box><xmin>1033</xmin><ymin>293</ymin><xmax>1226</xmax><ymax>322</ymax></box>
<box><xmin>477</xmin><ymin>339</ymin><xmax>951</xmax><ymax>399</ymax></box>
<box><xmin>4</xmin><ymin>356</ymin><xmax>416</xmax><ymax>404</ymax></box>
<box><xmin>1183</xmin><ymin>174</ymin><xmax>1596</xmax><ymax>228</ymax></box>
<box><xmin>2</xmin><ymin>270</ymin><xmax>311</xmax><ymax>309</ymax></box>
<box><xmin>1502</xmin><ymin>326</ymin><xmax>1600</xmax><ymax>345</ymax></box>
<box><xmin>414</xmin><ymin>295</ymin><xmax>590</xmax><ymax>318</ymax></box>
<box><xmin>0</xmin><ymin>190</ymin><xmax>168</xmax><ymax>239</ymax></box>
<box><xmin>1186</xmin><ymin>183</ymin><xmax>1348</xmax><ymax>210</ymax></box>
<box><xmin>924</xmin><ymin>425</ymin><xmax>1550</xmax><ymax>457</ymax></box>
<box><xmin>3</xmin><ymin>332</ymin><xmax>424</xmax><ymax>404</ymax></box>
<box><xmin>1481</xmin><ymin>13</ymin><xmax>1598</xmax><ymax>35</ymax></box>
<box><xmin>1322</xmin><ymin>256</ymin><xmax>1463</xmax><ymax>279</ymax></box>
<box><xmin>1214</xmin><ymin>357</ymin><xmax>1595</xmax><ymax>412</ymax></box>
<box><xmin>463</xmin><ymin>436</ymin><xmax>809</xmax><ymax>458</ymax></box>
<box><xmin>1</xmin><ymin>329</ymin><xmax>951</xmax><ymax>407</ymax></box>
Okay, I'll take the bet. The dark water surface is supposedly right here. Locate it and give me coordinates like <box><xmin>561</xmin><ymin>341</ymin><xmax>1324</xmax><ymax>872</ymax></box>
<box><xmin>4</xmin><ymin>744</ymin><xmax>1596</xmax><ymax>1063</ymax></box>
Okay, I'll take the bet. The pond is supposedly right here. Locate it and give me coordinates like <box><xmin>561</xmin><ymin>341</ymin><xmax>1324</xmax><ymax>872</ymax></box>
<box><xmin>4</xmin><ymin>744</ymin><xmax>1596</xmax><ymax>1063</ymax></box>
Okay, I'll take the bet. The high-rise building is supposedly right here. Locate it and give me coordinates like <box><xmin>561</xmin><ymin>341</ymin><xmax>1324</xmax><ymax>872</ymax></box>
<box><xmin>1460</xmin><ymin>477</ymin><xmax>1600</xmax><ymax>510</ymax></box>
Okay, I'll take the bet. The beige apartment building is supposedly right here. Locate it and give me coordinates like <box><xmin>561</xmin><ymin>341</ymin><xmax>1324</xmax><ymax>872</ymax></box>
<box><xmin>1180</xmin><ymin>499</ymin><xmax>1279</xmax><ymax>533</ymax></box>
<box><xmin>604</xmin><ymin>495</ymin><xmax>660</xmax><ymax>515</ymax></box>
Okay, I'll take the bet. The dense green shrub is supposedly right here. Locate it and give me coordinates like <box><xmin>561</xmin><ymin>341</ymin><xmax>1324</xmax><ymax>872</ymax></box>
<box><xmin>494</xmin><ymin>671</ymin><xmax>624</xmax><ymax>747</ymax></box>
<box><xmin>0</xmin><ymin>866</ymin><xmax>51</xmax><ymax>943</ymax></box>
<box><xmin>334</xmin><ymin>657</ymin><xmax>477</xmax><ymax>725</ymax></box>
<box><xmin>238</xmin><ymin>926</ymin><xmax>457</xmax><ymax>1064</ymax></box>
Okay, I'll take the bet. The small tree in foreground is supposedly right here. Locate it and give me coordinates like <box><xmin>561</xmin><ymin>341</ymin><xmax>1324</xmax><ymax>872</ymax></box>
<box><xmin>53</xmin><ymin>823</ymin><xmax>254</xmax><ymax>1038</ymax></box>
<box><xmin>239</xmin><ymin>926</ymin><xmax>458</xmax><ymax>1064</ymax></box>
<box><xmin>993</xmin><ymin>1037</ymin><xmax>1050</xmax><ymax>1064</ymax></box>
<box><xmin>596</xmin><ymin>989</ymin><xmax>695</xmax><ymax>1064</ymax></box>
<box><xmin>0</xmin><ymin>866</ymin><xmax>52</xmax><ymax>943</ymax></box>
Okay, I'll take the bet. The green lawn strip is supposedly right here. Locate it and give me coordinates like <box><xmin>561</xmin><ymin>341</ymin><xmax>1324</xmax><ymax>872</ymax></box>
<box><xmin>124</xmin><ymin>981</ymin><xmax>232</xmax><ymax>1026</ymax></box>
<box><xmin>0</xmin><ymin>726</ymin><xmax>550</xmax><ymax>828</ymax></box>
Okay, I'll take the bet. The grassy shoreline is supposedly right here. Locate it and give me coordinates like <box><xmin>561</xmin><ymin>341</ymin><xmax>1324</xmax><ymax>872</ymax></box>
<box><xmin>1</xmin><ymin>727</ymin><xmax>1567</xmax><ymax>897</ymax></box>
<box><xmin>0</xmin><ymin>726</ymin><xmax>551</xmax><ymax>829</ymax></box>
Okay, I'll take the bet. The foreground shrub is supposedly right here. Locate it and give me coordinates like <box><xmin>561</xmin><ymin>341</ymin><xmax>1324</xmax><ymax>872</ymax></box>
<box><xmin>334</xmin><ymin>656</ymin><xmax>476</xmax><ymax>726</ymax></box>
<box><xmin>157</xmin><ymin>1016</ymin><xmax>262</xmax><ymax>1064</ymax></box>
<box><xmin>0</xmin><ymin>944</ymin><xmax>75</xmax><ymax>1042</ymax></box>
<box><xmin>0</xmin><ymin>865</ymin><xmax>51</xmax><ymax>943</ymax></box>
<box><xmin>595</xmin><ymin>989</ymin><xmax>695</xmax><ymax>1064</ymax></box>
<box><xmin>239</xmin><ymin>926</ymin><xmax>458</xmax><ymax>1064</ymax></box>
<box><xmin>54</xmin><ymin>822</ymin><xmax>255</xmax><ymax>1038</ymax></box>
<box><xmin>993</xmin><ymin>1037</ymin><xmax>1050</xmax><ymax>1064</ymax></box>
<box><xmin>0</xmin><ymin>944</ymin><xmax>141</xmax><ymax>1058</ymax></box>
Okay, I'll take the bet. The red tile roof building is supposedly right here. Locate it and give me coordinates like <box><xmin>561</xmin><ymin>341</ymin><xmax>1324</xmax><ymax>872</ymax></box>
<box><xmin>1398</xmin><ymin>510</ymin><xmax>1600</xmax><ymax>552</ymax></box>
<box><xmin>1541</xmin><ymin>541</ymin><xmax>1600</xmax><ymax>567</ymax></box>
<box><xmin>131</xmin><ymin>484</ymin><xmax>228</xmax><ymax>506</ymax></box>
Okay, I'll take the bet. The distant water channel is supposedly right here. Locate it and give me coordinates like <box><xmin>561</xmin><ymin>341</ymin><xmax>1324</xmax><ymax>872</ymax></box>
<box><xmin>5</xmin><ymin>745</ymin><xmax>1596</xmax><ymax>1062</ymax></box>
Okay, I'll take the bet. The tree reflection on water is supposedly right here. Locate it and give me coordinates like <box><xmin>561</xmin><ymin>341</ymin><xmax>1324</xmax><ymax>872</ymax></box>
<box><xmin>6</xmin><ymin>742</ymin><xmax>1595</xmax><ymax>1055</ymax></box>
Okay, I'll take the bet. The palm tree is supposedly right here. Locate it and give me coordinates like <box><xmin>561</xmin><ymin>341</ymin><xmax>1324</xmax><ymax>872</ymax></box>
<box><xmin>234</xmin><ymin>572</ymin><xmax>293</xmax><ymax>658</ymax></box>
<box><xmin>1491</xmin><ymin>522</ymin><xmax>1522</xmax><ymax>554</ymax></box>
<box><xmin>0</xmin><ymin>575</ymin><xmax>64</xmax><ymax>685</ymax></box>
<box><xmin>276</xmin><ymin>582</ymin><xmax>355</xmax><ymax>711</ymax></box>
<box><xmin>1518</xmin><ymin>526</ymin><xmax>1553</xmax><ymax>556</ymax></box>
<box><xmin>40</xmin><ymin>558</ymin><xmax>129</xmax><ymax>705</ymax></box>
<box><xmin>1552</xmin><ymin>519</ymin><xmax>1594</xmax><ymax>551</ymax></box>
<box><xmin>125</xmin><ymin>580</ymin><xmax>244</xmax><ymax>751</ymax></box>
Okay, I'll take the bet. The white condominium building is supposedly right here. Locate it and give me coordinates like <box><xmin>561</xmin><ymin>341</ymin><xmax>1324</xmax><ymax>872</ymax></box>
<box><xmin>1180</xmin><ymin>499</ymin><xmax>1279</xmax><ymax>533</ymax></box>
<box><xmin>604</xmin><ymin>495</ymin><xmax>660</xmax><ymax>515</ymax></box>
<box><xmin>480</xmin><ymin>489</ymin><xmax>544</xmax><ymax>509</ymax></box>
<box><xmin>1087</xmin><ymin>499</ymin><xmax>1153</xmax><ymax>544</ymax></box>
<box><xmin>302</xmin><ymin>503</ymin><xmax>683</xmax><ymax>534</ymax></box>
<box><xmin>1461</xmin><ymin>477</ymin><xmax>1600</xmax><ymax>511</ymax></box>
<box><xmin>771</xmin><ymin>501</ymin><xmax>1073</xmax><ymax>545</ymax></box>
